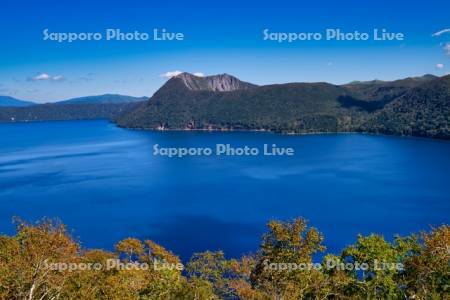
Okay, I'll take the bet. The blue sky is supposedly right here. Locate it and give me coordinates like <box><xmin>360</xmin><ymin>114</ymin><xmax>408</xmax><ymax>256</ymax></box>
<box><xmin>0</xmin><ymin>0</ymin><xmax>449</xmax><ymax>102</ymax></box>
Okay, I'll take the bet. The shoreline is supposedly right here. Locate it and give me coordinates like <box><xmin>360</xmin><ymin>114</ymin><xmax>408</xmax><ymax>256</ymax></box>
<box><xmin>117</xmin><ymin>123</ymin><xmax>450</xmax><ymax>142</ymax></box>
<box><xmin>1</xmin><ymin>118</ymin><xmax>449</xmax><ymax>142</ymax></box>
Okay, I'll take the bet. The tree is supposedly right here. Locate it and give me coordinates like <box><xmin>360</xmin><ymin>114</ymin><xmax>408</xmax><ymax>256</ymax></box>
<box><xmin>115</xmin><ymin>238</ymin><xmax>144</xmax><ymax>262</ymax></box>
<box><xmin>341</xmin><ymin>234</ymin><xmax>408</xmax><ymax>298</ymax></box>
<box><xmin>0</xmin><ymin>218</ymin><xmax>79</xmax><ymax>300</ymax></box>
<box><xmin>250</xmin><ymin>218</ymin><xmax>325</xmax><ymax>299</ymax></box>
<box><xmin>401</xmin><ymin>225</ymin><xmax>450</xmax><ymax>299</ymax></box>
<box><xmin>186</xmin><ymin>251</ymin><xmax>233</xmax><ymax>298</ymax></box>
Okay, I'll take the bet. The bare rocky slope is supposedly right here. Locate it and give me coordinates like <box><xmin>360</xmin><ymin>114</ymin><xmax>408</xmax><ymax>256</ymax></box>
<box><xmin>175</xmin><ymin>72</ymin><xmax>257</xmax><ymax>92</ymax></box>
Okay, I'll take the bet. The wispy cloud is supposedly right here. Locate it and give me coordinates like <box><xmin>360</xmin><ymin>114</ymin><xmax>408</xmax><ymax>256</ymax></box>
<box><xmin>432</xmin><ymin>28</ymin><xmax>450</xmax><ymax>37</ymax></box>
<box><xmin>445</xmin><ymin>43</ymin><xmax>450</xmax><ymax>55</ymax></box>
<box><xmin>29</xmin><ymin>73</ymin><xmax>65</xmax><ymax>81</ymax></box>
<box><xmin>31</xmin><ymin>73</ymin><xmax>51</xmax><ymax>81</ymax></box>
<box><xmin>436</xmin><ymin>63</ymin><xmax>444</xmax><ymax>69</ymax></box>
<box><xmin>160</xmin><ymin>70</ymin><xmax>183</xmax><ymax>78</ymax></box>
<box><xmin>78</xmin><ymin>72</ymin><xmax>95</xmax><ymax>82</ymax></box>
<box><xmin>51</xmin><ymin>75</ymin><xmax>65</xmax><ymax>81</ymax></box>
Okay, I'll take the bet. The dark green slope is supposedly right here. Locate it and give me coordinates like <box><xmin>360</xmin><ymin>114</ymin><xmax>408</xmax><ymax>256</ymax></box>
<box><xmin>343</xmin><ymin>74</ymin><xmax>437</xmax><ymax>101</ymax></box>
<box><xmin>339</xmin><ymin>75</ymin><xmax>438</xmax><ymax>112</ymax></box>
<box><xmin>361</xmin><ymin>75</ymin><xmax>450</xmax><ymax>139</ymax></box>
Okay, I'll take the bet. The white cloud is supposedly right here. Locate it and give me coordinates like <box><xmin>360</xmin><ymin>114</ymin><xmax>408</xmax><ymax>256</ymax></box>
<box><xmin>30</xmin><ymin>73</ymin><xmax>65</xmax><ymax>81</ymax></box>
<box><xmin>432</xmin><ymin>28</ymin><xmax>450</xmax><ymax>37</ymax></box>
<box><xmin>436</xmin><ymin>63</ymin><xmax>444</xmax><ymax>69</ymax></box>
<box><xmin>160</xmin><ymin>70</ymin><xmax>183</xmax><ymax>78</ymax></box>
<box><xmin>160</xmin><ymin>71</ymin><xmax>206</xmax><ymax>78</ymax></box>
<box><xmin>31</xmin><ymin>73</ymin><xmax>51</xmax><ymax>81</ymax></box>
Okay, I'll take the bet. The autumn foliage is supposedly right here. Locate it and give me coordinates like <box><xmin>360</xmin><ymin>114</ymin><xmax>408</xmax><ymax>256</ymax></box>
<box><xmin>0</xmin><ymin>218</ymin><xmax>448</xmax><ymax>299</ymax></box>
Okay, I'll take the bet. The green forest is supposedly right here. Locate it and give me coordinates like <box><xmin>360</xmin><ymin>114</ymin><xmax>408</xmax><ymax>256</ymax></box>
<box><xmin>116</xmin><ymin>74</ymin><xmax>450</xmax><ymax>140</ymax></box>
<box><xmin>0</xmin><ymin>218</ymin><xmax>448</xmax><ymax>299</ymax></box>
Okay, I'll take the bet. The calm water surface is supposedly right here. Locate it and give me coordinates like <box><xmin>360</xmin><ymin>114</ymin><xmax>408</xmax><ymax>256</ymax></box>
<box><xmin>0</xmin><ymin>120</ymin><xmax>449</xmax><ymax>259</ymax></box>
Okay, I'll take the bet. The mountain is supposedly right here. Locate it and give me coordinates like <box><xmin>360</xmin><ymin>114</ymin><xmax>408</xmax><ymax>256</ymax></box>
<box><xmin>116</xmin><ymin>73</ymin><xmax>356</xmax><ymax>132</ymax></box>
<box><xmin>342</xmin><ymin>74</ymin><xmax>438</xmax><ymax>102</ymax></box>
<box><xmin>57</xmin><ymin>94</ymin><xmax>147</xmax><ymax>105</ymax></box>
<box><xmin>345</xmin><ymin>74</ymin><xmax>437</xmax><ymax>87</ymax></box>
<box><xmin>173</xmin><ymin>72</ymin><xmax>257</xmax><ymax>92</ymax></box>
<box><xmin>0</xmin><ymin>103</ymin><xmax>140</xmax><ymax>123</ymax></box>
<box><xmin>361</xmin><ymin>74</ymin><xmax>450</xmax><ymax>139</ymax></box>
<box><xmin>116</xmin><ymin>72</ymin><xmax>450</xmax><ymax>139</ymax></box>
<box><xmin>0</xmin><ymin>96</ymin><xmax>35</xmax><ymax>107</ymax></box>
<box><xmin>338</xmin><ymin>74</ymin><xmax>439</xmax><ymax>112</ymax></box>
<box><xmin>2</xmin><ymin>73</ymin><xmax>448</xmax><ymax>139</ymax></box>
<box><xmin>0</xmin><ymin>94</ymin><xmax>147</xmax><ymax>123</ymax></box>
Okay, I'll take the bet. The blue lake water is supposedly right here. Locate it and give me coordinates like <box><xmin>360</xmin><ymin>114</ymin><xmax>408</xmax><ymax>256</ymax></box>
<box><xmin>0</xmin><ymin>120</ymin><xmax>449</xmax><ymax>260</ymax></box>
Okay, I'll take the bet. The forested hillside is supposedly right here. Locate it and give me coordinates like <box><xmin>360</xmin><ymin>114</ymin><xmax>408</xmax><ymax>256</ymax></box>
<box><xmin>116</xmin><ymin>73</ymin><xmax>450</xmax><ymax>139</ymax></box>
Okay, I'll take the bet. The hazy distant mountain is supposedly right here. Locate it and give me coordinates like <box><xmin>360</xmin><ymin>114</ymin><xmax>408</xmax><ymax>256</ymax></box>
<box><xmin>345</xmin><ymin>74</ymin><xmax>437</xmax><ymax>86</ymax></box>
<box><xmin>0</xmin><ymin>94</ymin><xmax>147</xmax><ymax>123</ymax></box>
<box><xmin>0</xmin><ymin>96</ymin><xmax>35</xmax><ymax>107</ymax></box>
<box><xmin>57</xmin><ymin>94</ymin><xmax>147</xmax><ymax>105</ymax></box>
<box><xmin>0</xmin><ymin>103</ymin><xmax>140</xmax><ymax>123</ymax></box>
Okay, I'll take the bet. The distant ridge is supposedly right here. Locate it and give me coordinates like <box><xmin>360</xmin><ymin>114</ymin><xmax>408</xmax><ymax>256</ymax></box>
<box><xmin>346</xmin><ymin>74</ymin><xmax>438</xmax><ymax>86</ymax></box>
<box><xmin>0</xmin><ymin>94</ymin><xmax>146</xmax><ymax>123</ymax></box>
<box><xmin>0</xmin><ymin>96</ymin><xmax>35</xmax><ymax>107</ymax></box>
<box><xmin>57</xmin><ymin>94</ymin><xmax>147</xmax><ymax>104</ymax></box>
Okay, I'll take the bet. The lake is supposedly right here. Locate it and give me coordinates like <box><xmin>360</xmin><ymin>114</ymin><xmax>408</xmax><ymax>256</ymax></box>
<box><xmin>0</xmin><ymin>120</ymin><xmax>449</xmax><ymax>260</ymax></box>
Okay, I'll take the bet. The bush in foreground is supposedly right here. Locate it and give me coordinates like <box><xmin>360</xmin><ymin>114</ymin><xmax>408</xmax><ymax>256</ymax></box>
<box><xmin>0</xmin><ymin>218</ymin><xmax>448</xmax><ymax>299</ymax></box>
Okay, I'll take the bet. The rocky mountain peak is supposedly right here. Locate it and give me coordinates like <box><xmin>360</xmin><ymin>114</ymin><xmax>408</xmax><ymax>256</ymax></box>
<box><xmin>174</xmin><ymin>72</ymin><xmax>257</xmax><ymax>92</ymax></box>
